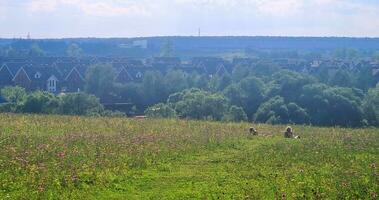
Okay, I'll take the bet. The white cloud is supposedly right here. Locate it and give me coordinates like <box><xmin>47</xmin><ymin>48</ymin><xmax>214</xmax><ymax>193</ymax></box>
<box><xmin>28</xmin><ymin>0</ymin><xmax>59</xmax><ymax>12</ymax></box>
<box><xmin>255</xmin><ymin>0</ymin><xmax>304</xmax><ymax>16</ymax></box>
<box><xmin>1</xmin><ymin>0</ymin><xmax>379</xmax><ymax>37</ymax></box>
<box><xmin>26</xmin><ymin>0</ymin><xmax>150</xmax><ymax>16</ymax></box>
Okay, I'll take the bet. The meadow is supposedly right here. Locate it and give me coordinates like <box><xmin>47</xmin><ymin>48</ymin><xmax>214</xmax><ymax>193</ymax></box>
<box><xmin>0</xmin><ymin>113</ymin><xmax>377</xmax><ymax>199</ymax></box>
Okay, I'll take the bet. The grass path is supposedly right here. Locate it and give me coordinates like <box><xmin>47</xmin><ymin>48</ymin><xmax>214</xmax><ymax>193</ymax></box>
<box><xmin>85</xmin><ymin>136</ymin><xmax>377</xmax><ymax>199</ymax></box>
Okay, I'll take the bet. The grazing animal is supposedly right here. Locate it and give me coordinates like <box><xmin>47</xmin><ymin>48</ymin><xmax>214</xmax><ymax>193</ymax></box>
<box><xmin>249</xmin><ymin>127</ymin><xmax>258</xmax><ymax>136</ymax></box>
<box><xmin>284</xmin><ymin>126</ymin><xmax>300</xmax><ymax>139</ymax></box>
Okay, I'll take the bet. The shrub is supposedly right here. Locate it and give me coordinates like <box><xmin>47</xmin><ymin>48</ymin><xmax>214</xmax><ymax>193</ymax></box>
<box><xmin>58</xmin><ymin>93</ymin><xmax>104</xmax><ymax>116</ymax></box>
<box><xmin>145</xmin><ymin>103</ymin><xmax>177</xmax><ymax>118</ymax></box>
<box><xmin>223</xmin><ymin>106</ymin><xmax>248</xmax><ymax>122</ymax></box>
<box><xmin>22</xmin><ymin>91</ymin><xmax>60</xmax><ymax>114</ymax></box>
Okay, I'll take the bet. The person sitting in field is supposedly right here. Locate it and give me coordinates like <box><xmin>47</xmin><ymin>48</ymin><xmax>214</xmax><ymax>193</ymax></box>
<box><xmin>284</xmin><ymin>126</ymin><xmax>300</xmax><ymax>139</ymax></box>
<box><xmin>249</xmin><ymin>127</ymin><xmax>258</xmax><ymax>136</ymax></box>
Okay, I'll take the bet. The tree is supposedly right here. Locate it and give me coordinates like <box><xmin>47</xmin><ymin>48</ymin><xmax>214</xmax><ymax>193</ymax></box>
<box><xmin>28</xmin><ymin>43</ymin><xmax>45</xmax><ymax>57</ymax></box>
<box><xmin>142</xmin><ymin>71</ymin><xmax>167</xmax><ymax>107</ymax></box>
<box><xmin>58</xmin><ymin>93</ymin><xmax>104</xmax><ymax>116</ymax></box>
<box><xmin>254</xmin><ymin>96</ymin><xmax>288</xmax><ymax>124</ymax></box>
<box><xmin>329</xmin><ymin>69</ymin><xmax>354</xmax><ymax>87</ymax></box>
<box><xmin>85</xmin><ymin>63</ymin><xmax>116</xmax><ymax>101</ymax></box>
<box><xmin>333</xmin><ymin>48</ymin><xmax>359</xmax><ymax>60</ymax></box>
<box><xmin>223</xmin><ymin>106</ymin><xmax>248</xmax><ymax>122</ymax></box>
<box><xmin>363</xmin><ymin>85</ymin><xmax>379</xmax><ymax>126</ymax></box>
<box><xmin>160</xmin><ymin>40</ymin><xmax>174</xmax><ymax>57</ymax></box>
<box><xmin>172</xmin><ymin>89</ymin><xmax>230</xmax><ymax>121</ymax></box>
<box><xmin>114</xmin><ymin>83</ymin><xmax>144</xmax><ymax>108</ymax></box>
<box><xmin>356</xmin><ymin>66</ymin><xmax>376</xmax><ymax>91</ymax></box>
<box><xmin>269</xmin><ymin>70</ymin><xmax>316</xmax><ymax>102</ymax></box>
<box><xmin>238</xmin><ymin>76</ymin><xmax>265</xmax><ymax>118</ymax></box>
<box><xmin>22</xmin><ymin>91</ymin><xmax>59</xmax><ymax>114</ymax></box>
<box><xmin>254</xmin><ymin>96</ymin><xmax>309</xmax><ymax>125</ymax></box>
<box><xmin>287</xmin><ymin>102</ymin><xmax>310</xmax><ymax>124</ymax></box>
<box><xmin>164</xmin><ymin>70</ymin><xmax>188</xmax><ymax>94</ymax></box>
<box><xmin>145</xmin><ymin>103</ymin><xmax>177</xmax><ymax>118</ymax></box>
<box><xmin>299</xmin><ymin>84</ymin><xmax>364</xmax><ymax>127</ymax></box>
<box><xmin>223</xmin><ymin>84</ymin><xmax>244</xmax><ymax>107</ymax></box>
<box><xmin>1</xmin><ymin>86</ymin><xmax>27</xmax><ymax>104</ymax></box>
<box><xmin>232</xmin><ymin>64</ymin><xmax>250</xmax><ymax>81</ymax></box>
<box><xmin>66</xmin><ymin>43</ymin><xmax>84</xmax><ymax>57</ymax></box>
<box><xmin>250</xmin><ymin>61</ymin><xmax>279</xmax><ymax>78</ymax></box>
<box><xmin>0</xmin><ymin>86</ymin><xmax>27</xmax><ymax>112</ymax></box>
<box><xmin>209</xmin><ymin>74</ymin><xmax>232</xmax><ymax>92</ymax></box>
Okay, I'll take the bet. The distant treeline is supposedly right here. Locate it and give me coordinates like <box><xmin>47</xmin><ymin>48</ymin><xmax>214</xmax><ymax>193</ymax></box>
<box><xmin>1</xmin><ymin>37</ymin><xmax>379</xmax><ymax>58</ymax></box>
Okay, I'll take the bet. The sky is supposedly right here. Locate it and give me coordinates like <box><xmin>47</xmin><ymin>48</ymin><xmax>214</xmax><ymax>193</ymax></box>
<box><xmin>0</xmin><ymin>0</ymin><xmax>379</xmax><ymax>38</ymax></box>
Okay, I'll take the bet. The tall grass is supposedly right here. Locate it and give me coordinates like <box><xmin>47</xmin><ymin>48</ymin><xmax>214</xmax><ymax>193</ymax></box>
<box><xmin>0</xmin><ymin>113</ymin><xmax>377</xmax><ymax>199</ymax></box>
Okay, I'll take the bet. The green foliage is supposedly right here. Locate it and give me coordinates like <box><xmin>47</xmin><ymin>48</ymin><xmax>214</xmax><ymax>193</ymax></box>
<box><xmin>58</xmin><ymin>93</ymin><xmax>104</xmax><ymax>116</ymax></box>
<box><xmin>85</xmin><ymin>63</ymin><xmax>116</xmax><ymax>100</ymax></box>
<box><xmin>250</xmin><ymin>61</ymin><xmax>280</xmax><ymax>78</ymax></box>
<box><xmin>142</xmin><ymin>71</ymin><xmax>167</xmax><ymax>106</ymax></box>
<box><xmin>254</xmin><ymin>96</ymin><xmax>310</xmax><ymax>125</ymax></box>
<box><xmin>164</xmin><ymin>70</ymin><xmax>189</xmax><ymax>94</ymax></box>
<box><xmin>0</xmin><ymin>86</ymin><xmax>27</xmax><ymax>112</ymax></box>
<box><xmin>145</xmin><ymin>103</ymin><xmax>177</xmax><ymax>118</ymax></box>
<box><xmin>224</xmin><ymin>76</ymin><xmax>265</xmax><ymax>119</ymax></box>
<box><xmin>208</xmin><ymin>74</ymin><xmax>232</xmax><ymax>92</ymax></box>
<box><xmin>174</xmin><ymin>89</ymin><xmax>229</xmax><ymax>120</ymax></box>
<box><xmin>22</xmin><ymin>91</ymin><xmax>59</xmax><ymax>114</ymax></box>
<box><xmin>0</xmin><ymin>87</ymin><xmax>107</xmax><ymax>116</ymax></box>
<box><xmin>299</xmin><ymin>84</ymin><xmax>364</xmax><ymax>127</ymax></box>
<box><xmin>223</xmin><ymin>105</ymin><xmax>248</xmax><ymax>122</ymax></box>
<box><xmin>66</xmin><ymin>43</ymin><xmax>83</xmax><ymax>57</ymax></box>
<box><xmin>356</xmin><ymin>66</ymin><xmax>377</xmax><ymax>91</ymax></box>
<box><xmin>363</xmin><ymin>84</ymin><xmax>379</xmax><ymax>126</ymax></box>
<box><xmin>1</xmin><ymin>86</ymin><xmax>27</xmax><ymax>104</ymax></box>
<box><xmin>28</xmin><ymin>43</ymin><xmax>45</xmax><ymax>57</ymax></box>
<box><xmin>329</xmin><ymin>69</ymin><xmax>355</xmax><ymax>87</ymax></box>
<box><xmin>333</xmin><ymin>48</ymin><xmax>359</xmax><ymax>60</ymax></box>
<box><xmin>269</xmin><ymin>70</ymin><xmax>316</xmax><ymax>102</ymax></box>
<box><xmin>232</xmin><ymin>64</ymin><xmax>251</xmax><ymax>81</ymax></box>
<box><xmin>114</xmin><ymin>83</ymin><xmax>143</xmax><ymax>108</ymax></box>
<box><xmin>160</xmin><ymin>40</ymin><xmax>174</xmax><ymax>57</ymax></box>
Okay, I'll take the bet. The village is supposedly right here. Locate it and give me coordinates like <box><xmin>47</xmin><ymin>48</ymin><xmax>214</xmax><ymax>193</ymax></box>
<box><xmin>1</xmin><ymin>56</ymin><xmax>378</xmax><ymax>94</ymax></box>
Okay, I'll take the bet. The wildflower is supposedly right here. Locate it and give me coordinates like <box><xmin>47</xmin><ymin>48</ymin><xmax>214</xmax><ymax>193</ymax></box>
<box><xmin>370</xmin><ymin>163</ymin><xmax>376</xmax><ymax>169</ymax></box>
<box><xmin>57</xmin><ymin>152</ymin><xmax>66</xmax><ymax>158</ymax></box>
<box><xmin>371</xmin><ymin>192</ymin><xmax>377</xmax><ymax>199</ymax></box>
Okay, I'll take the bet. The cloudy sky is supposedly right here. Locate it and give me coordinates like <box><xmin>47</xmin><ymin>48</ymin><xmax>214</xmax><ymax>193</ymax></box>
<box><xmin>0</xmin><ymin>0</ymin><xmax>378</xmax><ymax>38</ymax></box>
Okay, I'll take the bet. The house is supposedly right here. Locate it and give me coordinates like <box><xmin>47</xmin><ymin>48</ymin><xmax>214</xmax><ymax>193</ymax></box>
<box><xmin>232</xmin><ymin>58</ymin><xmax>257</xmax><ymax>66</ymax></box>
<box><xmin>1</xmin><ymin>56</ymin><xmax>377</xmax><ymax>94</ymax></box>
<box><xmin>114</xmin><ymin>63</ymin><xmax>134</xmax><ymax>83</ymax></box>
<box><xmin>63</xmin><ymin>65</ymin><xmax>87</xmax><ymax>92</ymax></box>
<box><xmin>0</xmin><ymin>64</ymin><xmax>14</xmax><ymax>87</ymax></box>
<box><xmin>192</xmin><ymin>57</ymin><xmax>232</xmax><ymax>77</ymax></box>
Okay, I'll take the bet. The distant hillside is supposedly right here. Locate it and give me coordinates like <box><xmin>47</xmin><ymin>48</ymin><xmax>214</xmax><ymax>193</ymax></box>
<box><xmin>1</xmin><ymin>36</ymin><xmax>379</xmax><ymax>58</ymax></box>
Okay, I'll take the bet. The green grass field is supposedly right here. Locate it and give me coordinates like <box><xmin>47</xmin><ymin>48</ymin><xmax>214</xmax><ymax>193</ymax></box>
<box><xmin>0</xmin><ymin>114</ymin><xmax>378</xmax><ymax>199</ymax></box>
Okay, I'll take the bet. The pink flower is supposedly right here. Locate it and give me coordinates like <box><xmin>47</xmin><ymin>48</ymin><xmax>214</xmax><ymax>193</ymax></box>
<box><xmin>57</xmin><ymin>152</ymin><xmax>66</xmax><ymax>158</ymax></box>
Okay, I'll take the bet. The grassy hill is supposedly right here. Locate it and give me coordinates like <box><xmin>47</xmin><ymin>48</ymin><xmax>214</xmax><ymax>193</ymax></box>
<box><xmin>0</xmin><ymin>114</ymin><xmax>377</xmax><ymax>199</ymax></box>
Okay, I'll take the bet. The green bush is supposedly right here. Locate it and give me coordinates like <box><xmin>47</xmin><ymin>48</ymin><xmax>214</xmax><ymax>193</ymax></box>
<box><xmin>145</xmin><ymin>103</ymin><xmax>177</xmax><ymax>118</ymax></box>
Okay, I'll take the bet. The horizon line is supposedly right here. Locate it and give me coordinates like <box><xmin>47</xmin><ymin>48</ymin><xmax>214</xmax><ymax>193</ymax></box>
<box><xmin>1</xmin><ymin>35</ymin><xmax>379</xmax><ymax>40</ymax></box>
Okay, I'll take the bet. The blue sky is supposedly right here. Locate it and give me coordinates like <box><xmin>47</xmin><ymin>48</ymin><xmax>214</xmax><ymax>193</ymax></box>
<box><xmin>0</xmin><ymin>0</ymin><xmax>378</xmax><ymax>38</ymax></box>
